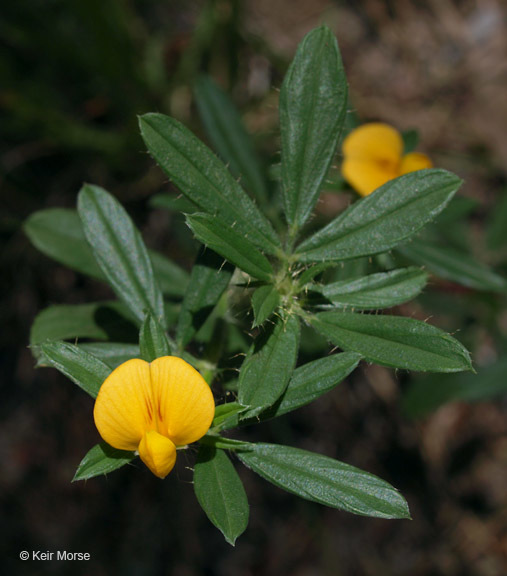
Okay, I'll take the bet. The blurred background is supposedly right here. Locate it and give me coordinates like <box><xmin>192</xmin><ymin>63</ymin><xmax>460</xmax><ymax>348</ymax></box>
<box><xmin>2</xmin><ymin>0</ymin><xmax>507</xmax><ymax>574</ymax></box>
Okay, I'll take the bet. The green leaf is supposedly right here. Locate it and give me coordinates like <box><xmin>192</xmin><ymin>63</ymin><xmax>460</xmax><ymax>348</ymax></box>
<box><xmin>150</xmin><ymin>193</ymin><xmax>198</xmax><ymax>213</ymax></box>
<box><xmin>39</xmin><ymin>341</ymin><xmax>112</xmax><ymax>398</ymax></box>
<box><xmin>280</xmin><ymin>26</ymin><xmax>348</xmax><ymax>232</ymax></box>
<box><xmin>30</xmin><ymin>302</ymin><xmax>138</xmax><ymax>348</ymax></box>
<box><xmin>212</xmin><ymin>402</ymin><xmax>248</xmax><ymax>431</ymax></box>
<box><xmin>296</xmin><ymin>169</ymin><xmax>462</xmax><ymax>262</ymax></box>
<box><xmin>23</xmin><ymin>208</ymin><xmax>104</xmax><ymax>279</ymax></box>
<box><xmin>311</xmin><ymin>311</ymin><xmax>472</xmax><ymax>373</ymax></box>
<box><xmin>402</xmin><ymin>357</ymin><xmax>507</xmax><ymax>418</ymax></box>
<box><xmin>398</xmin><ymin>241</ymin><xmax>507</xmax><ymax>292</ymax></box>
<box><xmin>434</xmin><ymin>196</ymin><xmax>478</xmax><ymax>225</ymax></box>
<box><xmin>77</xmin><ymin>184</ymin><xmax>166</xmax><ymax>327</ymax></box>
<box><xmin>139</xmin><ymin>113</ymin><xmax>281</xmax><ymax>255</ymax></box>
<box><xmin>318</xmin><ymin>267</ymin><xmax>428</xmax><ymax>309</ymax></box>
<box><xmin>195</xmin><ymin>75</ymin><xmax>268</xmax><ymax>203</ymax></box>
<box><xmin>148</xmin><ymin>250</ymin><xmax>189</xmax><ymax>298</ymax></box>
<box><xmin>486</xmin><ymin>189</ymin><xmax>507</xmax><ymax>251</ymax></box>
<box><xmin>73</xmin><ymin>442</ymin><xmax>135</xmax><ymax>481</ymax></box>
<box><xmin>77</xmin><ymin>343</ymin><xmax>140</xmax><ymax>369</ymax></box>
<box><xmin>265</xmin><ymin>352</ymin><xmax>361</xmax><ymax>419</ymax></box>
<box><xmin>200</xmin><ymin>434</ymin><xmax>253</xmax><ymax>451</ymax></box>
<box><xmin>401</xmin><ymin>129</ymin><xmax>419</xmax><ymax>153</ymax></box>
<box><xmin>23</xmin><ymin>208</ymin><xmax>188</xmax><ymax>296</ymax></box>
<box><xmin>296</xmin><ymin>263</ymin><xmax>332</xmax><ymax>288</ymax></box>
<box><xmin>238</xmin><ymin>315</ymin><xmax>300</xmax><ymax>417</ymax></box>
<box><xmin>238</xmin><ymin>443</ymin><xmax>410</xmax><ymax>519</ymax></box>
<box><xmin>194</xmin><ymin>446</ymin><xmax>249</xmax><ymax>546</ymax></box>
<box><xmin>187</xmin><ymin>213</ymin><xmax>274</xmax><ymax>281</ymax></box>
<box><xmin>251</xmin><ymin>285</ymin><xmax>280</xmax><ymax>327</ymax></box>
<box><xmin>176</xmin><ymin>248</ymin><xmax>234</xmax><ymax>348</ymax></box>
<box><xmin>139</xmin><ymin>312</ymin><xmax>172</xmax><ymax>362</ymax></box>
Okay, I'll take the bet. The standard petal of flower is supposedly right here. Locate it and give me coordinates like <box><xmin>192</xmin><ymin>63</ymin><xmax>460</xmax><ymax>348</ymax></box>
<box><xmin>400</xmin><ymin>152</ymin><xmax>433</xmax><ymax>174</ymax></box>
<box><xmin>342</xmin><ymin>123</ymin><xmax>403</xmax><ymax>196</ymax></box>
<box><xmin>94</xmin><ymin>358</ymin><xmax>153</xmax><ymax>451</ymax></box>
<box><xmin>342</xmin><ymin>158</ymin><xmax>399</xmax><ymax>197</ymax></box>
<box><xmin>342</xmin><ymin>123</ymin><xmax>403</xmax><ymax>164</ymax></box>
<box><xmin>150</xmin><ymin>356</ymin><xmax>215</xmax><ymax>446</ymax></box>
<box><xmin>138</xmin><ymin>430</ymin><xmax>177</xmax><ymax>479</ymax></box>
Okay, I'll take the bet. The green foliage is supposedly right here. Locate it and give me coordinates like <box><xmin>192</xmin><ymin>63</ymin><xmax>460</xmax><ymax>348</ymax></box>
<box><xmin>23</xmin><ymin>208</ymin><xmax>189</xmax><ymax>297</ymax></box>
<box><xmin>315</xmin><ymin>267</ymin><xmax>428</xmax><ymax>310</ymax></box>
<box><xmin>139</xmin><ymin>312</ymin><xmax>172</xmax><ymax>362</ymax></box>
<box><xmin>398</xmin><ymin>240</ymin><xmax>507</xmax><ymax>292</ymax></box>
<box><xmin>186</xmin><ymin>213</ymin><xmax>274</xmax><ymax>281</ymax></box>
<box><xmin>73</xmin><ymin>443</ymin><xmax>135</xmax><ymax>482</ymax></box>
<box><xmin>39</xmin><ymin>342</ymin><xmax>111</xmax><ymax>398</ymax></box>
<box><xmin>194</xmin><ymin>75</ymin><xmax>268</xmax><ymax>203</ymax></box>
<box><xmin>280</xmin><ymin>26</ymin><xmax>347</xmax><ymax>235</ymax></box>
<box><xmin>176</xmin><ymin>248</ymin><xmax>233</xmax><ymax>348</ymax></box>
<box><xmin>403</xmin><ymin>357</ymin><xmax>507</xmax><ymax>418</ymax></box>
<box><xmin>30</xmin><ymin>302</ymin><xmax>137</xmax><ymax>348</ymax></box>
<box><xmin>264</xmin><ymin>352</ymin><xmax>362</xmax><ymax>419</ymax></box>
<box><xmin>251</xmin><ymin>285</ymin><xmax>280</xmax><ymax>327</ymax></box>
<box><xmin>238</xmin><ymin>315</ymin><xmax>300</xmax><ymax>418</ymax></box>
<box><xmin>311</xmin><ymin>312</ymin><xmax>472</xmax><ymax>372</ymax></box>
<box><xmin>295</xmin><ymin>169</ymin><xmax>462</xmax><ymax>262</ymax></box>
<box><xmin>77</xmin><ymin>184</ymin><xmax>166</xmax><ymax>327</ymax></box>
<box><xmin>138</xmin><ymin>113</ymin><xmax>281</xmax><ymax>256</ymax></box>
<box><xmin>238</xmin><ymin>443</ymin><xmax>410</xmax><ymax>519</ymax></box>
<box><xmin>194</xmin><ymin>446</ymin><xmax>249</xmax><ymax>546</ymax></box>
<box><xmin>24</xmin><ymin>24</ymin><xmax>493</xmax><ymax>545</ymax></box>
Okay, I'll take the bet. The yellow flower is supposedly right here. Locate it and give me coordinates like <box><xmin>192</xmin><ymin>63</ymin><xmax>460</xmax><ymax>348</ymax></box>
<box><xmin>93</xmin><ymin>356</ymin><xmax>215</xmax><ymax>479</ymax></box>
<box><xmin>341</xmin><ymin>123</ymin><xmax>433</xmax><ymax>197</ymax></box>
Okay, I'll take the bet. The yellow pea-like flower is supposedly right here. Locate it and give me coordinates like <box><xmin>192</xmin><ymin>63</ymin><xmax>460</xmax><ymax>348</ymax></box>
<box><xmin>341</xmin><ymin>123</ymin><xmax>433</xmax><ymax>197</ymax></box>
<box><xmin>93</xmin><ymin>356</ymin><xmax>215</xmax><ymax>479</ymax></box>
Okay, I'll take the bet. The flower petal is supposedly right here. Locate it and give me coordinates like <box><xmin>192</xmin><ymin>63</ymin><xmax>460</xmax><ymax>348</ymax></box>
<box><xmin>149</xmin><ymin>356</ymin><xmax>215</xmax><ymax>446</ymax></box>
<box><xmin>94</xmin><ymin>359</ymin><xmax>152</xmax><ymax>451</ymax></box>
<box><xmin>400</xmin><ymin>152</ymin><xmax>433</xmax><ymax>174</ymax></box>
<box><xmin>343</xmin><ymin>123</ymin><xmax>403</xmax><ymax>163</ymax></box>
<box><xmin>342</xmin><ymin>123</ymin><xmax>403</xmax><ymax>196</ymax></box>
<box><xmin>342</xmin><ymin>158</ymin><xmax>399</xmax><ymax>197</ymax></box>
<box><xmin>138</xmin><ymin>430</ymin><xmax>176</xmax><ymax>479</ymax></box>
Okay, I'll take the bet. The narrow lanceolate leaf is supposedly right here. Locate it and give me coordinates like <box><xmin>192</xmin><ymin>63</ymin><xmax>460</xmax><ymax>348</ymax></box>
<box><xmin>238</xmin><ymin>443</ymin><xmax>410</xmax><ymax>519</ymax></box>
<box><xmin>187</xmin><ymin>213</ymin><xmax>274</xmax><ymax>281</ymax></box>
<box><xmin>212</xmin><ymin>403</ymin><xmax>248</xmax><ymax>431</ymax></box>
<box><xmin>251</xmin><ymin>285</ymin><xmax>280</xmax><ymax>327</ymax></box>
<box><xmin>403</xmin><ymin>357</ymin><xmax>507</xmax><ymax>418</ymax></box>
<box><xmin>486</xmin><ymin>191</ymin><xmax>507</xmax><ymax>251</ymax></box>
<box><xmin>195</xmin><ymin>75</ymin><xmax>268</xmax><ymax>203</ymax></box>
<box><xmin>139</xmin><ymin>113</ymin><xmax>281</xmax><ymax>255</ymax></box>
<box><xmin>238</xmin><ymin>315</ymin><xmax>300</xmax><ymax>417</ymax></box>
<box><xmin>73</xmin><ymin>442</ymin><xmax>135</xmax><ymax>481</ymax></box>
<box><xmin>194</xmin><ymin>446</ymin><xmax>249</xmax><ymax>546</ymax></box>
<box><xmin>139</xmin><ymin>312</ymin><xmax>172</xmax><ymax>362</ymax></box>
<box><xmin>296</xmin><ymin>170</ymin><xmax>462</xmax><ymax>262</ymax></box>
<box><xmin>176</xmin><ymin>248</ymin><xmax>234</xmax><ymax>348</ymax></box>
<box><xmin>280</xmin><ymin>26</ymin><xmax>348</xmax><ymax>232</ymax></box>
<box><xmin>29</xmin><ymin>302</ymin><xmax>138</xmax><ymax>348</ymax></box>
<box><xmin>78</xmin><ymin>185</ymin><xmax>166</xmax><ymax>328</ymax></box>
<box><xmin>23</xmin><ymin>208</ymin><xmax>188</xmax><ymax>297</ymax></box>
<box><xmin>318</xmin><ymin>267</ymin><xmax>428</xmax><ymax>310</ymax></box>
<box><xmin>148</xmin><ymin>250</ymin><xmax>189</xmax><ymax>297</ymax></box>
<box><xmin>77</xmin><ymin>343</ymin><xmax>140</xmax><ymax>370</ymax></box>
<box><xmin>23</xmin><ymin>208</ymin><xmax>104</xmax><ymax>279</ymax></box>
<box><xmin>312</xmin><ymin>311</ymin><xmax>472</xmax><ymax>373</ymax></box>
<box><xmin>150</xmin><ymin>193</ymin><xmax>198</xmax><ymax>214</ymax></box>
<box><xmin>264</xmin><ymin>352</ymin><xmax>362</xmax><ymax>419</ymax></box>
<box><xmin>39</xmin><ymin>341</ymin><xmax>112</xmax><ymax>398</ymax></box>
<box><xmin>398</xmin><ymin>241</ymin><xmax>507</xmax><ymax>292</ymax></box>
